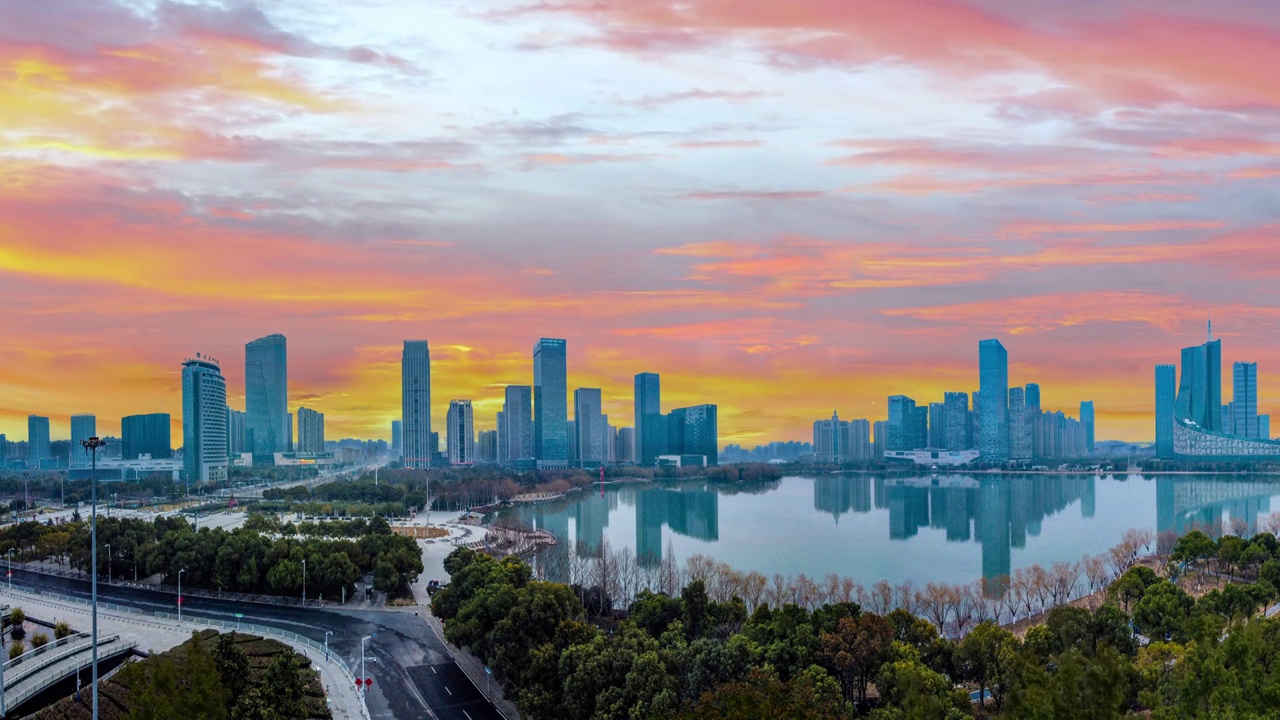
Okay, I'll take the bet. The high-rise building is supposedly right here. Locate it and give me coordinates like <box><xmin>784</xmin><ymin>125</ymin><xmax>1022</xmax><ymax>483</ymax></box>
<box><xmin>814</xmin><ymin>411</ymin><xmax>848</xmax><ymax>462</ymax></box>
<box><xmin>978</xmin><ymin>339</ymin><xmax>1010</xmax><ymax>461</ymax></box>
<box><xmin>69</xmin><ymin>414</ymin><xmax>96</xmax><ymax>468</ymax></box>
<box><xmin>391</xmin><ymin>420</ymin><xmax>402</xmax><ymax>454</ymax></box>
<box><xmin>447</xmin><ymin>400</ymin><xmax>475</xmax><ymax>465</ymax></box>
<box><xmin>574</xmin><ymin>388</ymin><xmax>606</xmax><ymax>463</ymax></box>
<box><xmin>942</xmin><ymin>392</ymin><xmax>970</xmax><ymax>450</ymax></box>
<box><xmin>477</xmin><ymin>430</ymin><xmax>498</xmax><ymax>463</ymax></box>
<box><xmin>500</xmin><ymin>385</ymin><xmax>533</xmax><ymax>463</ymax></box>
<box><xmin>0</xmin><ymin>434</ymin><xmax>6</xmax><ymax>468</ymax></box>
<box><xmin>849</xmin><ymin>419</ymin><xmax>872</xmax><ymax>459</ymax></box>
<box><xmin>568</xmin><ymin>420</ymin><xmax>578</xmax><ymax>461</ymax></box>
<box><xmin>1175</xmin><ymin>332</ymin><xmax>1222</xmax><ymax>432</ymax></box>
<box><xmin>1009</xmin><ymin>388</ymin><xmax>1032</xmax><ymax>461</ymax></box>
<box><xmin>928</xmin><ymin>403</ymin><xmax>944</xmax><ymax>448</ymax></box>
<box><xmin>605</xmin><ymin>423</ymin><xmax>617</xmax><ymax>463</ymax></box>
<box><xmin>667</xmin><ymin>404</ymin><xmax>718</xmax><ymax>465</ymax></box>
<box><xmin>297</xmin><ymin>407</ymin><xmax>324</xmax><ymax>453</ymax></box>
<box><xmin>402</xmin><ymin>340</ymin><xmax>431</xmax><ymax>469</ymax></box>
<box><xmin>1080</xmin><ymin>401</ymin><xmax>1095</xmax><ymax>453</ymax></box>
<box><xmin>1155</xmin><ymin>365</ymin><xmax>1177</xmax><ymax>457</ymax></box>
<box><xmin>182</xmin><ymin>355</ymin><xmax>228</xmax><ymax>483</ymax></box>
<box><xmin>1024</xmin><ymin>383</ymin><xmax>1041</xmax><ymax>410</ymax></box>
<box><xmin>533</xmin><ymin>338</ymin><xmax>569</xmax><ymax>463</ymax></box>
<box><xmin>634</xmin><ymin>372</ymin><xmax>663</xmax><ymax>466</ymax></box>
<box><xmin>873</xmin><ymin>420</ymin><xmax>887</xmax><ymax>459</ymax></box>
<box><xmin>245</xmin><ymin>334</ymin><xmax>288</xmax><ymax>456</ymax></box>
<box><xmin>1260</xmin><ymin>415</ymin><xmax>1271</xmax><ymax>440</ymax></box>
<box><xmin>1232</xmin><ymin>362</ymin><xmax>1258</xmax><ymax>438</ymax></box>
<box><xmin>616</xmin><ymin>427</ymin><xmax>635</xmax><ymax>463</ymax></box>
<box><xmin>886</xmin><ymin>395</ymin><xmax>918</xmax><ymax>452</ymax></box>
<box><xmin>226</xmin><ymin>408</ymin><xmax>247</xmax><ymax>456</ymax></box>
<box><xmin>286</xmin><ymin>412</ymin><xmax>293</xmax><ymax>451</ymax></box>
<box><xmin>122</xmin><ymin>413</ymin><xmax>172</xmax><ymax>459</ymax></box>
<box><xmin>27</xmin><ymin>415</ymin><xmax>50</xmax><ymax>469</ymax></box>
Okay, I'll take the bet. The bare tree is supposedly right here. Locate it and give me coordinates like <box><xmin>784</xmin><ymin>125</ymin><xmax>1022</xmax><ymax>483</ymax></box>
<box><xmin>793</xmin><ymin>574</ymin><xmax>820</xmax><ymax>610</ymax></box>
<box><xmin>842</xmin><ymin>577</ymin><xmax>861</xmax><ymax>608</ymax></box>
<box><xmin>615</xmin><ymin>546</ymin><xmax>638</xmax><ymax>608</ymax></box>
<box><xmin>921</xmin><ymin>582</ymin><xmax>954</xmax><ymax>635</ymax></box>
<box><xmin>1261</xmin><ymin>512</ymin><xmax>1280</xmax><ymax>536</ymax></box>
<box><xmin>1029</xmin><ymin>565</ymin><xmax>1052</xmax><ymax>615</ymax></box>
<box><xmin>870</xmin><ymin>580</ymin><xmax>893</xmax><ymax>615</ymax></box>
<box><xmin>823</xmin><ymin>574</ymin><xmax>843</xmax><ymax>605</ymax></box>
<box><xmin>895</xmin><ymin>581</ymin><xmax>919</xmax><ymax>616</ymax></box>
<box><xmin>1082</xmin><ymin>554</ymin><xmax>1110</xmax><ymax>607</ymax></box>
<box><xmin>1048</xmin><ymin>561</ymin><xmax>1078</xmax><ymax>607</ymax></box>
<box><xmin>742</xmin><ymin>571</ymin><xmax>768</xmax><ymax>612</ymax></box>
<box><xmin>659</xmin><ymin>543</ymin><xmax>681</xmax><ymax>596</ymax></box>
<box><xmin>685</xmin><ymin>554</ymin><xmax>717</xmax><ymax>586</ymax></box>
<box><xmin>1012</xmin><ymin>568</ymin><xmax>1036</xmax><ymax>619</ymax></box>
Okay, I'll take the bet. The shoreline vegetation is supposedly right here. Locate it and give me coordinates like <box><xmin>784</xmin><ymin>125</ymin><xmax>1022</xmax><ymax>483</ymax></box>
<box><xmin>436</xmin><ymin>518</ymin><xmax>1280</xmax><ymax>720</ymax></box>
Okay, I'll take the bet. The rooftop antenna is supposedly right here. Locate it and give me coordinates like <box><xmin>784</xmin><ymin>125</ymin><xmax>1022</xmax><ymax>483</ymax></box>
<box><xmin>1208</xmin><ymin>315</ymin><xmax>1212</xmax><ymax>343</ymax></box>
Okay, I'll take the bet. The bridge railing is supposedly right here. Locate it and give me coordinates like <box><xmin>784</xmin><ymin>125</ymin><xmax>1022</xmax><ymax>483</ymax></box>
<box><xmin>4</xmin><ymin>632</ymin><xmax>92</xmax><ymax>671</ymax></box>
<box><xmin>5</xmin><ymin>639</ymin><xmax>137</xmax><ymax>710</ymax></box>
<box><xmin>4</xmin><ymin>634</ymin><xmax>119</xmax><ymax>689</ymax></box>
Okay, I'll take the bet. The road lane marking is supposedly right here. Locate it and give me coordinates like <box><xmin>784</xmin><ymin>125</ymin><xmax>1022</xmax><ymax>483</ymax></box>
<box><xmin>463</xmin><ymin>712</ymin><xmax>472</xmax><ymax>720</ymax></box>
<box><xmin>445</xmin><ymin>686</ymin><xmax>452</xmax><ymax>696</ymax></box>
<box><xmin>431</xmin><ymin>666</ymin><xmax>437</xmax><ymax>674</ymax></box>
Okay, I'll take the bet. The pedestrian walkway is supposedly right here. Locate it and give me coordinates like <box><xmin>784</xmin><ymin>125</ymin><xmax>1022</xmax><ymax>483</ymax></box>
<box><xmin>0</xmin><ymin>586</ymin><xmax>366</xmax><ymax>720</ymax></box>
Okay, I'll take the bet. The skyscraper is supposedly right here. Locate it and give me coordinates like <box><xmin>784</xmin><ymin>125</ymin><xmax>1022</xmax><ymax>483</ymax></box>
<box><xmin>501</xmin><ymin>385</ymin><xmax>533</xmax><ymax>462</ymax></box>
<box><xmin>1232</xmin><ymin>362</ymin><xmax>1258</xmax><ymax>438</ymax></box>
<box><xmin>1155</xmin><ymin>364</ymin><xmax>1177</xmax><ymax>457</ymax></box>
<box><xmin>1009</xmin><ymin>388</ymin><xmax>1031</xmax><ymax>461</ymax></box>
<box><xmin>814</xmin><ymin>411</ymin><xmax>847</xmax><ymax>462</ymax></box>
<box><xmin>942</xmin><ymin>392</ymin><xmax>970</xmax><ymax>450</ymax></box>
<box><xmin>928</xmin><ymin>403</ymin><xmax>944</xmax><ymax>449</ymax></box>
<box><xmin>402</xmin><ymin>340</ymin><xmax>431</xmax><ymax>469</ymax></box>
<box><xmin>27</xmin><ymin>415</ymin><xmax>50</xmax><ymax>469</ymax></box>
<box><xmin>477</xmin><ymin>430</ymin><xmax>498</xmax><ymax>463</ymax></box>
<box><xmin>245</xmin><ymin>334</ymin><xmax>288</xmax><ymax>456</ymax></box>
<box><xmin>533</xmin><ymin>338</ymin><xmax>568</xmax><ymax>463</ymax></box>
<box><xmin>391</xmin><ymin>420</ymin><xmax>402</xmax><ymax>455</ymax></box>
<box><xmin>297</xmin><ymin>407</ymin><xmax>325</xmax><ymax>453</ymax></box>
<box><xmin>447</xmin><ymin>400</ymin><xmax>475</xmax><ymax>465</ymax></box>
<box><xmin>616</xmin><ymin>427</ymin><xmax>635</xmax><ymax>463</ymax></box>
<box><xmin>634</xmin><ymin>372</ymin><xmax>663</xmax><ymax>466</ymax></box>
<box><xmin>69</xmin><ymin>414</ymin><xmax>96</xmax><ymax>468</ymax></box>
<box><xmin>873</xmin><ymin>420</ymin><xmax>887</xmax><ymax>459</ymax></box>
<box><xmin>1175</xmin><ymin>332</ymin><xmax>1222</xmax><ymax>432</ymax></box>
<box><xmin>122</xmin><ymin>413</ymin><xmax>172</xmax><ymax>459</ymax></box>
<box><xmin>1260</xmin><ymin>415</ymin><xmax>1271</xmax><ymax>440</ymax></box>
<box><xmin>1024</xmin><ymin>383</ymin><xmax>1041</xmax><ymax>410</ymax></box>
<box><xmin>0</xmin><ymin>434</ymin><xmax>6</xmax><ymax>468</ymax></box>
<box><xmin>886</xmin><ymin>395</ymin><xmax>918</xmax><ymax>452</ymax></box>
<box><xmin>226</xmin><ymin>408</ymin><xmax>247</xmax><ymax>456</ymax></box>
<box><xmin>978</xmin><ymin>339</ymin><xmax>1009</xmax><ymax>461</ymax></box>
<box><xmin>574</xmin><ymin>388</ymin><xmax>605</xmax><ymax>463</ymax></box>
<box><xmin>1080</xmin><ymin>401</ymin><xmax>1095</xmax><ymax>453</ymax></box>
<box><xmin>182</xmin><ymin>355</ymin><xmax>228</xmax><ymax>483</ymax></box>
<box><xmin>668</xmin><ymin>404</ymin><xmax>718</xmax><ymax>465</ymax></box>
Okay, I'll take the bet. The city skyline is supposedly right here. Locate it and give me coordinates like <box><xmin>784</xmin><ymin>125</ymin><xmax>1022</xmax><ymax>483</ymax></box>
<box><xmin>3</xmin><ymin>3</ymin><xmax>1280</xmax><ymax>448</ymax></box>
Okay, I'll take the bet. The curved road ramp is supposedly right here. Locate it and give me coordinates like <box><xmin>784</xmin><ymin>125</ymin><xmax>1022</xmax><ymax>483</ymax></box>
<box><xmin>3</xmin><ymin>633</ymin><xmax>138</xmax><ymax>714</ymax></box>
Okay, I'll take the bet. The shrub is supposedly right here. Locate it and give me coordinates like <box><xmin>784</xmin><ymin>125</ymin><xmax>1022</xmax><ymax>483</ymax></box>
<box><xmin>9</xmin><ymin>640</ymin><xmax>24</xmax><ymax>659</ymax></box>
<box><xmin>8</xmin><ymin>608</ymin><xmax>25</xmax><ymax>640</ymax></box>
<box><xmin>31</xmin><ymin>632</ymin><xmax>49</xmax><ymax>649</ymax></box>
<box><xmin>54</xmin><ymin>621</ymin><xmax>72</xmax><ymax>639</ymax></box>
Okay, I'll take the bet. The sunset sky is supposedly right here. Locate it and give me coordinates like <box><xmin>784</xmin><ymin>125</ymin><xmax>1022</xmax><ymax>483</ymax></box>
<box><xmin>3</xmin><ymin>0</ymin><xmax>1280</xmax><ymax>447</ymax></box>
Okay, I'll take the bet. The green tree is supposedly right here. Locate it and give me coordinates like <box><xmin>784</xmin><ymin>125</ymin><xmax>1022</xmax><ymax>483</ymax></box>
<box><xmin>123</xmin><ymin>633</ymin><xmax>229</xmax><ymax>720</ymax></box>
<box><xmin>817</xmin><ymin>613</ymin><xmax>894</xmax><ymax>703</ymax></box>
<box><xmin>1133</xmin><ymin>581</ymin><xmax>1194</xmax><ymax>642</ymax></box>
<box><xmin>958</xmin><ymin>621</ymin><xmax>1019</xmax><ymax>710</ymax></box>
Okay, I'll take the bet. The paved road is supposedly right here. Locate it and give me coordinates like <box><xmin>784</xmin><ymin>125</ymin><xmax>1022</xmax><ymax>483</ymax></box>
<box><xmin>8</xmin><ymin>567</ymin><xmax>503</xmax><ymax>720</ymax></box>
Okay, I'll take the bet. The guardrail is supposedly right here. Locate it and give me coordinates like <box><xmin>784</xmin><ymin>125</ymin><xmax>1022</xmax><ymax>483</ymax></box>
<box><xmin>4</xmin><ymin>635</ymin><xmax>118</xmax><ymax>690</ymax></box>
<box><xmin>5</xmin><ymin>639</ymin><xmax>137</xmax><ymax>709</ymax></box>
<box><xmin>4</xmin><ymin>632</ymin><xmax>92</xmax><ymax>672</ymax></box>
<box><xmin>2</xmin><ymin>584</ymin><xmax>369</xmax><ymax>720</ymax></box>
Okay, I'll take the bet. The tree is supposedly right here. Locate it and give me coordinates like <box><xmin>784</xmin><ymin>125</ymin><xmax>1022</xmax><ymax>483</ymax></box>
<box><xmin>1132</xmin><ymin>581</ymin><xmax>1194</xmax><ymax>642</ymax></box>
<box><xmin>874</xmin><ymin>651</ymin><xmax>971</xmax><ymax>720</ymax></box>
<box><xmin>817</xmin><ymin>613</ymin><xmax>893</xmax><ymax>703</ymax></box>
<box><xmin>958</xmin><ymin>621</ymin><xmax>1019</xmax><ymax>710</ymax></box>
<box><xmin>259</xmin><ymin>653</ymin><xmax>306</xmax><ymax>718</ymax></box>
<box><xmin>212</xmin><ymin>634</ymin><xmax>251</xmax><ymax>715</ymax></box>
<box><xmin>123</xmin><ymin>633</ymin><xmax>229</xmax><ymax>720</ymax></box>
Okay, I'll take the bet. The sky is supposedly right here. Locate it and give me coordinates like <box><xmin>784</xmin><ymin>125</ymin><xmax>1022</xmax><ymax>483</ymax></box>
<box><xmin>2</xmin><ymin>0</ymin><xmax>1280</xmax><ymax>447</ymax></box>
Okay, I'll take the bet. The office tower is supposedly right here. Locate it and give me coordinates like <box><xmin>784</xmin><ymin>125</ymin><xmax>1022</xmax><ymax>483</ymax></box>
<box><xmin>912</xmin><ymin>406</ymin><xmax>929</xmax><ymax>449</ymax></box>
<box><xmin>1232</xmin><ymin>362</ymin><xmax>1258</xmax><ymax>438</ymax></box>
<box><xmin>667</xmin><ymin>404</ymin><xmax>718</xmax><ymax>465</ymax></box>
<box><xmin>27</xmin><ymin>415</ymin><xmax>50</xmax><ymax>469</ymax></box>
<box><xmin>814</xmin><ymin>411</ymin><xmax>848</xmax><ymax>462</ymax></box>
<box><xmin>477</xmin><ymin>430</ymin><xmax>498</xmax><ymax>463</ymax></box>
<box><xmin>0</xmin><ymin>434</ymin><xmax>6</xmax><ymax>468</ymax></box>
<box><xmin>500</xmin><ymin>385</ymin><xmax>533</xmax><ymax>462</ymax></box>
<box><xmin>928</xmin><ymin>403</ymin><xmax>944</xmax><ymax>448</ymax></box>
<box><xmin>447</xmin><ymin>400</ymin><xmax>475</xmax><ymax>465</ymax></box>
<box><xmin>886</xmin><ymin>395</ymin><xmax>919</xmax><ymax>452</ymax></box>
<box><xmin>533</xmin><ymin>338</ymin><xmax>568</xmax><ymax>462</ymax></box>
<box><xmin>872</xmin><ymin>420</ymin><xmax>887</xmax><ymax>459</ymax></box>
<box><xmin>245</xmin><ymin>334</ymin><xmax>288</xmax><ymax>456</ymax></box>
<box><xmin>1080</xmin><ymin>401</ymin><xmax>1096</xmax><ymax>453</ymax></box>
<box><xmin>1176</xmin><ymin>330</ymin><xmax>1222</xmax><ymax>432</ymax></box>
<box><xmin>391</xmin><ymin>420</ymin><xmax>402</xmax><ymax>454</ymax></box>
<box><xmin>617</xmin><ymin>427</ymin><xmax>635</xmax><ymax>463</ymax></box>
<box><xmin>605</xmin><ymin>423</ymin><xmax>617</xmax><ymax>463</ymax></box>
<box><xmin>978</xmin><ymin>339</ymin><xmax>1010</xmax><ymax>461</ymax></box>
<box><xmin>1260</xmin><ymin>415</ymin><xmax>1271</xmax><ymax>440</ymax></box>
<box><xmin>1154</xmin><ymin>365</ymin><xmax>1177</xmax><ymax>457</ymax></box>
<box><xmin>634</xmin><ymin>372</ymin><xmax>663</xmax><ymax>466</ymax></box>
<box><xmin>226</xmin><ymin>408</ymin><xmax>247</xmax><ymax>455</ymax></box>
<box><xmin>568</xmin><ymin>420</ymin><xmax>578</xmax><ymax>460</ymax></box>
<box><xmin>402</xmin><ymin>340</ymin><xmax>432</xmax><ymax>469</ymax></box>
<box><xmin>182</xmin><ymin>355</ymin><xmax>228</xmax><ymax>483</ymax></box>
<box><xmin>1008</xmin><ymin>388</ymin><xmax>1031</xmax><ymax>461</ymax></box>
<box><xmin>122</xmin><ymin>413</ymin><xmax>172</xmax><ymax>459</ymax></box>
<box><xmin>1024</xmin><ymin>383</ymin><xmax>1041</xmax><ymax>411</ymax></box>
<box><xmin>574</xmin><ymin>388</ymin><xmax>605</xmax><ymax>463</ymax></box>
<box><xmin>941</xmin><ymin>392</ymin><xmax>970</xmax><ymax>450</ymax></box>
<box><xmin>287</xmin><ymin>412</ymin><xmax>293</xmax><ymax>451</ymax></box>
<box><xmin>297</xmin><ymin>407</ymin><xmax>324</xmax><ymax>453</ymax></box>
<box><xmin>69</xmin><ymin>414</ymin><xmax>96</xmax><ymax>468</ymax></box>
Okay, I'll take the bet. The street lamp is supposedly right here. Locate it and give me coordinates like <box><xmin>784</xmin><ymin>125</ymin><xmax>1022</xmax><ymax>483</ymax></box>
<box><xmin>7</xmin><ymin>548</ymin><xmax>13</xmax><ymax>591</ymax></box>
<box><xmin>360</xmin><ymin>633</ymin><xmax>377</xmax><ymax>705</ymax></box>
<box><xmin>178</xmin><ymin>568</ymin><xmax>186</xmax><ymax>624</ymax></box>
<box><xmin>302</xmin><ymin>559</ymin><xmax>307</xmax><ymax>604</ymax></box>
<box><xmin>324</xmin><ymin>630</ymin><xmax>332</xmax><ymax>662</ymax></box>
<box><xmin>105</xmin><ymin>544</ymin><xmax>111</xmax><ymax>586</ymax></box>
<box><xmin>80</xmin><ymin>435</ymin><xmax>106</xmax><ymax>720</ymax></box>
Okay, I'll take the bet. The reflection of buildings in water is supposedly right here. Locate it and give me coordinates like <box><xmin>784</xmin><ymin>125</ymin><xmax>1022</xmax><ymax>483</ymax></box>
<box><xmin>636</xmin><ymin>486</ymin><xmax>720</xmax><ymax>566</ymax></box>
<box><xmin>813</xmin><ymin>475</ymin><xmax>873</xmax><ymax>523</ymax></box>
<box><xmin>1156</xmin><ymin>478</ymin><xmax>1274</xmax><ymax>542</ymax></box>
<box><xmin>574</xmin><ymin>491</ymin><xmax>616</xmax><ymax>556</ymax></box>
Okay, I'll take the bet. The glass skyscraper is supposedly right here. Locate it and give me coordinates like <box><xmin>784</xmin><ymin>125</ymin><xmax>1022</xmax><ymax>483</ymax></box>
<box><xmin>182</xmin><ymin>355</ymin><xmax>228</xmax><ymax>483</ymax></box>
<box><xmin>401</xmin><ymin>340</ymin><xmax>432</xmax><ymax>469</ymax></box>
<box><xmin>501</xmin><ymin>385</ymin><xmax>533</xmax><ymax>462</ymax></box>
<box><xmin>1232</xmin><ymin>362</ymin><xmax>1258</xmax><ymax>438</ymax></box>
<box><xmin>27</xmin><ymin>415</ymin><xmax>50</xmax><ymax>468</ymax></box>
<box><xmin>575</xmin><ymin>388</ymin><xmax>605</xmax><ymax>463</ymax></box>
<box><xmin>122</xmin><ymin>413</ymin><xmax>172</xmax><ymax>459</ymax></box>
<box><xmin>978</xmin><ymin>339</ymin><xmax>1009</xmax><ymax>461</ymax></box>
<box><xmin>533</xmin><ymin>338</ymin><xmax>569</xmax><ymax>462</ymax></box>
<box><xmin>245</xmin><ymin>334</ymin><xmax>289</xmax><ymax>456</ymax></box>
<box><xmin>634</xmin><ymin>372</ymin><xmax>663</xmax><ymax>466</ymax></box>
<box><xmin>69</xmin><ymin>414</ymin><xmax>96</xmax><ymax>468</ymax></box>
<box><xmin>1079</xmin><ymin>401</ymin><xmax>1095</xmax><ymax>453</ymax></box>
<box><xmin>1176</xmin><ymin>338</ymin><xmax>1221</xmax><ymax>432</ymax></box>
<box><xmin>1155</xmin><ymin>364</ymin><xmax>1176</xmax><ymax>457</ymax></box>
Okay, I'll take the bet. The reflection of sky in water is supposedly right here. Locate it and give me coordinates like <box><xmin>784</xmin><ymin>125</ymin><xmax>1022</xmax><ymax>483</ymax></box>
<box><xmin>496</xmin><ymin>475</ymin><xmax>1280</xmax><ymax>588</ymax></box>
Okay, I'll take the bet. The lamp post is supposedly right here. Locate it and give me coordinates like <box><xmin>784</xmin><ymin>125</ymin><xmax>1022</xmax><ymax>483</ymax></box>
<box><xmin>302</xmin><ymin>559</ymin><xmax>307</xmax><ymax>604</ymax></box>
<box><xmin>178</xmin><ymin>568</ymin><xmax>185</xmax><ymax>624</ymax></box>
<box><xmin>360</xmin><ymin>632</ymin><xmax>377</xmax><ymax>707</ymax></box>
<box><xmin>324</xmin><ymin>630</ymin><xmax>332</xmax><ymax>662</ymax></box>
<box><xmin>7</xmin><ymin>548</ymin><xmax>13</xmax><ymax>591</ymax></box>
<box><xmin>80</xmin><ymin>435</ymin><xmax>106</xmax><ymax>720</ymax></box>
<box><xmin>105</xmin><ymin>544</ymin><xmax>111</xmax><ymax>586</ymax></box>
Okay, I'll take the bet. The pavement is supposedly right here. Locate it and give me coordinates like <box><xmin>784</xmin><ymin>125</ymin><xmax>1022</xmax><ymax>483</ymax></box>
<box><xmin>4</xmin><ymin>567</ymin><xmax>505</xmax><ymax>720</ymax></box>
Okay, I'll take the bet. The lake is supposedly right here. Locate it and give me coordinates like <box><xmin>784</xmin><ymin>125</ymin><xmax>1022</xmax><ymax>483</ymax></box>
<box><xmin>492</xmin><ymin>474</ymin><xmax>1280</xmax><ymax>589</ymax></box>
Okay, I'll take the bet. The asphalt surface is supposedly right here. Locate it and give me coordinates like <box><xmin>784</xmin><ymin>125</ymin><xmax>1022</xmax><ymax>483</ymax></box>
<box><xmin>8</xmin><ymin>567</ymin><xmax>503</xmax><ymax>720</ymax></box>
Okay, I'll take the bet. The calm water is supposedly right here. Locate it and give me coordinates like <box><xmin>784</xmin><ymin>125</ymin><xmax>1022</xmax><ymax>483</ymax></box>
<box><xmin>493</xmin><ymin>474</ymin><xmax>1280</xmax><ymax>588</ymax></box>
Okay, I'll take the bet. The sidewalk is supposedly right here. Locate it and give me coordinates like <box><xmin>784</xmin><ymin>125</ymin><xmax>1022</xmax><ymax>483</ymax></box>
<box><xmin>0</xmin><ymin>586</ymin><xmax>366</xmax><ymax>720</ymax></box>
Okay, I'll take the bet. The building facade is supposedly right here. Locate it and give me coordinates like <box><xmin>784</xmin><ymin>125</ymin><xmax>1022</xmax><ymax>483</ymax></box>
<box><xmin>1080</xmin><ymin>401</ymin><xmax>1096</xmax><ymax>453</ymax></box>
<box><xmin>634</xmin><ymin>372</ymin><xmax>663</xmax><ymax>466</ymax></box>
<box><xmin>1155</xmin><ymin>364</ymin><xmax>1177</xmax><ymax>457</ymax></box>
<box><xmin>978</xmin><ymin>339</ymin><xmax>1009</xmax><ymax>461</ymax></box>
<box><xmin>1176</xmin><ymin>337</ymin><xmax>1222</xmax><ymax>433</ymax></box>
<box><xmin>667</xmin><ymin>404</ymin><xmax>718</xmax><ymax>465</ymax></box>
<box><xmin>574</xmin><ymin>388</ymin><xmax>606</xmax><ymax>463</ymax></box>
<box><xmin>477</xmin><ymin>430</ymin><xmax>498</xmax><ymax>463</ymax></box>
<box><xmin>501</xmin><ymin>385</ymin><xmax>533</xmax><ymax>463</ymax></box>
<box><xmin>447</xmin><ymin>400</ymin><xmax>475</xmax><ymax>465</ymax></box>
<box><xmin>297</xmin><ymin>407</ymin><xmax>325</xmax><ymax>453</ymax></box>
<box><xmin>182</xmin><ymin>355</ymin><xmax>228</xmax><ymax>483</ymax></box>
<box><xmin>402</xmin><ymin>340</ymin><xmax>432</xmax><ymax>469</ymax></box>
<box><xmin>1232</xmin><ymin>362</ymin><xmax>1259</xmax><ymax>438</ymax></box>
<box><xmin>942</xmin><ymin>392</ymin><xmax>971</xmax><ymax>450</ymax></box>
<box><xmin>391</xmin><ymin>420</ymin><xmax>402</xmax><ymax>454</ymax></box>
<box><xmin>27</xmin><ymin>415</ymin><xmax>50</xmax><ymax>468</ymax></box>
<box><xmin>122</xmin><ymin>413</ymin><xmax>172</xmax><ymax>460</ymax></box>
<box><xmin>226</xmin><ymin>408</ymin><xmax>247</xmax><ymax>456</ymax></box>
<box><xmin>533</xmin><ymin>338</ymin><xmax>569</xmax><ymax>463</ymax></box>
<box><xmin>1008</xmin><ymin>388</ymin><xmax>1032</xmax><ymax>461</ymax></box>
<box><xmin>616</xmin><ymin>427</ymin><xmax>635</xmax><ymax>463</ymax></box>
<box><xmin>245</xmin><ymin>334</ymin><xmax>288</xmax><ymax>457</ymax></box>
<box><xmin>69</xmin><ymin>414</ymin><xmax>96</xmax><ymax>468</ymax></box>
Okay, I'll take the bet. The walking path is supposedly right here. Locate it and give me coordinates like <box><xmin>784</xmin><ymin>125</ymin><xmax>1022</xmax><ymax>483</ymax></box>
<box><xmin>0</xmin><ymin>586</ymin><xmax>366</xmax><ymax>720</ymax></box>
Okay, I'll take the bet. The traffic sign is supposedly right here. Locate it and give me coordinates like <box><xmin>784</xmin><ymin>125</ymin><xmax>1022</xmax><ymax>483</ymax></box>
<box><xmin>365</xmin><ymin>677</ymin><xmax>373</xmax><ymax>686</ymax></box>
<box><xmin>485</xmin><ymin>666</ymin><xmax>492</xmax><ymax>675</ymax></box>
